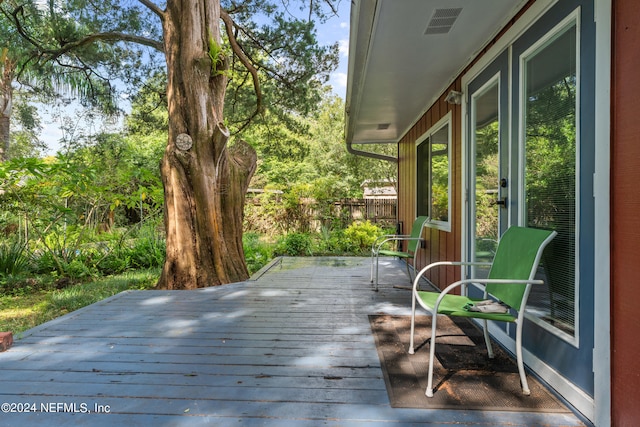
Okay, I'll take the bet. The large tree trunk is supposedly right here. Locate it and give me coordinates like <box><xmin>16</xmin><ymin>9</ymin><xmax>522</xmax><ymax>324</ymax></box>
<box><xmin>157</xmin><ymin>0</ymin><xmax>257</xmax><ymax>289</ymax></box>
<box><xmin>0</xmin><ymin>115</ymin><xmax>9</xmax><ymax>162</ymax></box>
<box><xmin>0</xmin><ymin>54</ymin><xmax>14</xmax><ymax>162</ymax></box>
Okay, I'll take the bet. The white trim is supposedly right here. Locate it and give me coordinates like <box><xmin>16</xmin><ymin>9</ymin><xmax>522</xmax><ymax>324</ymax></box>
<box><xmin>465</xmin><ymin>73</ymin><xmax>502</xmax><ymax>276</ymax></box>
<box><xmin>461</xmin><ymin>88</ymin><xmax>469</xmax><ymax>270</ymax></box>
<box><xmin>415</xmin><ymin>112</ymin><xmax>453</xmax><ymax>232</ymax></box>
<box><xmin>517</xmin><ymin>11</ymin><xmax>582</xmax><ymax>347</ymax></box>
<box><xmin>507</xmin><ymin>45</ymin><xmax>514</xmax><ymax>232</ymax></box>
<box><xmin>459</xmin><ymin>2</ymin><xmax>602</xmax><ymax>423</ymax></box>
<box><xmin>345</xmin><ymin>0</ymin><xmax>381</xmax><ymax>144</ymax></box>
<box><xmin>592</xmin><ymin>0</ymin><xmax>612</xmax><ymax>425</ymax></box>
<box><xmin>462</xmin><ymin>0</ymin><xmax>559</xmax><ymax>94</ymax></box>
<box><xmin>461</xmin><ymin>0</ymin><xmax>559</xmax><ymax>269</ymax></box>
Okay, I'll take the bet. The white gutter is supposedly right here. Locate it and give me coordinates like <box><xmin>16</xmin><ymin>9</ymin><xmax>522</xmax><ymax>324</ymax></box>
<box><xmin>344</xmin><ymin>0</ymin><xmax>397</xmax><ymax>163</ymax></box>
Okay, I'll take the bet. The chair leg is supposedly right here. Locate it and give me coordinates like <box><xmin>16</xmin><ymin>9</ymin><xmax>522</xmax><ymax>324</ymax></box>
<box><xmin>374</xmin><ymin>254</ymin><xmax>380</xmax><ymax>292</ymax></box>
<box><xmin>370</xmin><ymin>249</ymin><xmax>375</xmax><ymax>283</ymax></box>
<box><xmin>409</xmin><ymin>292</ymin><xmax>417</xmax><ymax>354</ymax></box>
<box><xmin>515</xmin><ymin>320</ymin><xmax>531</xmax><ymax>395</ymax></box>
<box><xmin>482</xmin><ymin>319</ymin><xmax>494</xmax><ymax>359</ymax></box>
<box><xmin>426</xmin><ymin>314</ymin><xmax>438</xmax><ymax>397</ymax></box>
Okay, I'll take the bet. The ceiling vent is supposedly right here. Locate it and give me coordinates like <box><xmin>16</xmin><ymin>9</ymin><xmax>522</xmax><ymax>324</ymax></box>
<box><xmin>377</xmin><ymin>123</ymin><xmax>390</xmax><ymax>130</ymax></box>
<box><xmin>424</xmin><ymin>7</ymin><xmax>462</xmax><ymax>35</ymax></box>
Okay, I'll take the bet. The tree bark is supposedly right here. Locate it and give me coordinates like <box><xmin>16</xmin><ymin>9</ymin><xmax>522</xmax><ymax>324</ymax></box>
<box><xmin>0</xmin><ymin>115</ymin><xmax>9</xmax><ymax>162</ymax></box>
<box><xmin>157</xmin><ymin>0</ymin><xmax>257</xmax><ymax>289</ymax></box>
<box><xmin>0</xmin><ymin>54</ymin><xmax>14</xmax><ymax>162</ymax></box>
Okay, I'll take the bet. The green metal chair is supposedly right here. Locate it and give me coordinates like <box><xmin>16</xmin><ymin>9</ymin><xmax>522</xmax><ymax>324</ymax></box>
<box><xmin>408</xmin><ymin>226</ymin><xmax>556</xmax><ymax>397</ymax></box>
<box><xmin>370</xmin><ymin>216</ymin><xmax>429</xmax><ymax>291</ymax></box>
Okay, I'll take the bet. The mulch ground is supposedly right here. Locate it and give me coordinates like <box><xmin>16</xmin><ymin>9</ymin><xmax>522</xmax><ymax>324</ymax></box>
<box><xmin>369</xmin><ymin>314</ymin><xmax>572</xmax><ymax>412</ymax></box>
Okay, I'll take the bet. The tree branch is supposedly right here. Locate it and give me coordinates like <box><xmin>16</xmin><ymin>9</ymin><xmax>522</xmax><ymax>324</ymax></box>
<box><xmin>7</xmin><ymin>5</ymin><xmax>164</xmax><ymax>61</ymax></box>
<box><xmin>7</xmin><ymin>6</ymin><xmax>46</xmax><ymax>54</ymax></box>
<box><xmin>136</xmin><ymin>0</ymin><xmax>166</xmax><ymax>22</ymax></box>
<box><xmin>220</xmin><ymin>9</ymin><xmax>262</xmax><ymax>133</ymax></box>
<box><xmin>50</xmin><ymin>32</ymin><xmax>164</xmax><ymax>59</ymax></box>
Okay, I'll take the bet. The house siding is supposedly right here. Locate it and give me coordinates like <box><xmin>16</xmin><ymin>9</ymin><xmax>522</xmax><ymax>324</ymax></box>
<box><xmin>394</xmin><ymin>1</ymin><xmax>605</xmax><ymax>421</ymax></box>
<box><xmin>611</xmin><ymin>0</ymin><xmax>640</xmax><ymax>424</ymax></box>
<box><xmin>362</xmin><ymin>0</ymin><xmax>640</xmax><ymax>423</ymax></box>
<box><xmin>397</xmin><ymin>82</ymin><xmax>462</xmax><ymax>289</ymax></box>
<box><xmin>396</xmin><ymin>2</ymin><xmax>538</xmax><ymax>291</ymax></box>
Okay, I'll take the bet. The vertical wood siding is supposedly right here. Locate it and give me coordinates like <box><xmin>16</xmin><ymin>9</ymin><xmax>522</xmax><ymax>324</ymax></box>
<box><xmin>397</xmin><ymin>82</ymin><xmax>462</xmax><ymax>290</ymax></box>
<box><xmin>611</xmin><ymin>0</ymin><xmax>640</xmax><ymax>424</ymax></box>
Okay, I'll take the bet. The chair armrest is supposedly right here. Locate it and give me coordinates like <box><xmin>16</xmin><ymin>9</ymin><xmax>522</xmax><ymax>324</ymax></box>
<box><xmin>373</xmin><ymin>236</ymin><xmax>423</xmax><ymax>252</ymax></box>
<box><xmin>372</xmin><ymin>234</ymin><xmax>410</xmax><ymax>247</ymax></box>
<box><xmin>420</xmin><ymin>278</ymin><xmax>545</xmax><ymax>313</ymax></box>
<box><xmin>412</xmin><ymin>261</ymin><xmax>492</xmax><ymax>288</ymax></box>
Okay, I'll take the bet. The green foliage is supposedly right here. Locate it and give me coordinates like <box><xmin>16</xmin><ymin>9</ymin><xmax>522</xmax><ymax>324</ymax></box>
<box><xmin>0</xmin><ymin>269</ymin><xmax>160</xmax><ymax>335</ymax></box>
<box><xmin>243</xmin><ymin>232</ymin><xmax>274</xmax><ymax>275</ymax></box>
<box><xmin>0</xmin><ymin>1</ymin><xmax>399</xmax><ymax>290</ymax></box>
<box><xmin>0</xmin><ymin>241</ymin><xmax>32</xmax><ymax>277</ymax></box>
<box><xmin>207</xmin><ymin>36</ymin><xmax>229</xmax><ymax>77</ymax></box>
<box><xmin>474</xmin><ymin>120</ymin><xmax>500</xmax><ymax>239</ymax></box>
<box><xmin>313</xmin><ymin>226</ymin><xmax>349</xmax><ymax>255</ymax></box>
<box><xmin>1</xmin><ymin>0</ymin><xmax>162</xmax><ymax>114</ymax></box>
<box><xmin>125</xmin><ymin>71</ymin><xmax>169</xmax><ymax>135</ymax></box>
<box><xmin>525</xmin><ymin>76</ymin><xmax>577</xmax><ymax>230</ymax></box>
<box><xmin>7</xmin><ymin>99</ymin><xmax>46</xmax><ymax>159</ymax></box>
<box><xmin>276</xmin><ymin>232</ymin><xmax>313</xmax><ymax>256</ymax></box>
<box><xmin>223</xmin><ymin>9</ymin><xmax>339</xmax><ymax>132</ymax></box>
<box><xmin>244</xmin><ymin>91</ymin><xmax>397</xmax><ymax>196</ymax></box>
<box><xmin>127</xmin><ymin>226</ymin><xmax>166</xmax><ymax>270</ymax></box>
<box><xmin>342</xmin><ymin>221</ymin><xmax>383</xmax><ymax>254</ymax></box>
<box><xmin>46</xmin><ymin>269</ymin><xmax>158</xmax><ymax>314</ymax></box>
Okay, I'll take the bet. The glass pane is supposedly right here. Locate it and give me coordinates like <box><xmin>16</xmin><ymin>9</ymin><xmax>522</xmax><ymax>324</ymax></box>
<box><xmin>523</xmin><ymin>23</ymin><xmax>577</xmax><ymax>335</ymax></box>
<box><xmin>430</xmin><ymin>125</ymin><xmax>449</xmax><ymax>222</ymax></box>
<box><xmin>416</xmin><ymin>140</ymin><xmax>429</xmax><ymax>217</ymax></box>
<box><xmin>472</xmin><ymin>80</ymin><xmax>500</xmax><ymax>278</ymax></box>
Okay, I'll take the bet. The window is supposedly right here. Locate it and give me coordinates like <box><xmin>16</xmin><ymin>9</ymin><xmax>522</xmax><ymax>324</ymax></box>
<box><xmin>521</xmin><ymin>19</ymin><xmax>578</xmax><ymax>336</ymax></box>
<box><xmin>416</xmin><ymin>114</ymin><xmax>451</xmax><ymax>230</ymax></box>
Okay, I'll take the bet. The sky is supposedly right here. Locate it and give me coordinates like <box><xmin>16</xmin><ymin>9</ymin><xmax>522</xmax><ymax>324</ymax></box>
<box><xmin>321</xmin><ymin>1</ymin><xmax>351</xmax><ymax>98</ymax></box>
<box><xmin>39</xmin><ymin>1</ymin><xmax>351</xmax><ymax>154</ymax></box>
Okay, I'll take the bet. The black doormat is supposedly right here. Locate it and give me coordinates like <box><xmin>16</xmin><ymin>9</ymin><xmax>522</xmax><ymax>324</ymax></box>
<box><xmin>369</xmin><ymin>314</ymin><xmax>572</xmax><ymax>412</ymax></box>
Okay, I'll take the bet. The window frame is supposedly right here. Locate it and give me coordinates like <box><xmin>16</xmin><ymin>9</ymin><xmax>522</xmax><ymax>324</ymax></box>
<box><xmin>518</xmin><ymin>11</ymin><xmax>581</xmax><ymax>345</ymax></box>
<box><xmin>415</xmin><ymin>111</ymin><xmax>452</xmax><ymax>232</ymax></box>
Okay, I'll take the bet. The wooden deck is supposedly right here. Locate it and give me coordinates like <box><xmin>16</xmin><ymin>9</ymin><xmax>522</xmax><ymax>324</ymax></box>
<box><xmin>0</xmin><ymin>257</ymin><xmax>586</xmax><ymax>426</ymax></box>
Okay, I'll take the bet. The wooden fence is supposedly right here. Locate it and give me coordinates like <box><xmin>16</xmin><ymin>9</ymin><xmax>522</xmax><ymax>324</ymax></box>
<box><xmin>245</xmin><ymin>195</ymin><xmax>397</xmax><ymax>233</ymax></box>
<box><xmin>333</xmin><ymin>198</ymin><xmax>397</xmax><ymax>225</ymax></box>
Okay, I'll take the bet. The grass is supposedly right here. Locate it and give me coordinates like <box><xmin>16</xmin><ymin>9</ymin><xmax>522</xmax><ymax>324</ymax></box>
<box><xmin>0</xmin><ymin>268</ymin><xmax>160</xmax><ymax>337</ymax></box>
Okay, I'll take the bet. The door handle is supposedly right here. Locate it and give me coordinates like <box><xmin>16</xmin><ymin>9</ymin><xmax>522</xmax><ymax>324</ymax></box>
<box><xmin>491</xmin><ymin>197</ymin><xmax>507</xmax><ymax>207</ymax></box>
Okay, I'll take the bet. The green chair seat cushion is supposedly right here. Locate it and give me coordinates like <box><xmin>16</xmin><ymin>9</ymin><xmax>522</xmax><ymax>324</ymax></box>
<box><xmin>416</xmin><ymin>291</ymin><xmax>517</xmax><ymax>322</ymax></box>
<box><xmin>378</xmin><ymin>249</ymin><xmax>413</xmax><ymax>259</ymax></box>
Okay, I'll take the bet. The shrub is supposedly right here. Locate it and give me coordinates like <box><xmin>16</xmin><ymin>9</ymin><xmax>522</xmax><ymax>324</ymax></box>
<box><xmin>128</xmin><ymin>232</ymin><xmax>165</xmax><ymax>269</ymax></box>
<box><xmin>32</xmin><ymin>250</ymin><xmax>59</xmax><ymax>275</ymax></box>
<box><xmin>64</xmin><ymin>258</ymin><xmax>95</xmax><ymax>280</ymax></box>
<box><xmin>314</xmin><ymin>226</ymin><xmax>350</xmax><ymax>255</ymax></box>
<box><xmin>243</xmin><ymin>232</ymin><xmax>274</xmax><ymax>275</ymax></box>
<box><xmin>343</xmin><ymin>220</ymin><xmax>383</xmax><ymax>254</ymax></box>
<box><xmin>0</xmin><ymin>241</ymin><xmax>32</xmax><ymax>276</ymax></box>
<box><xmin>276</xmin><ymin>232</ymin><xmax>313</xmax><ymax>256</ymax></box>
<box><xmin>96</xmin><ymin>251</ymin><xmax>131</xmax><ymax>275</ymax></box>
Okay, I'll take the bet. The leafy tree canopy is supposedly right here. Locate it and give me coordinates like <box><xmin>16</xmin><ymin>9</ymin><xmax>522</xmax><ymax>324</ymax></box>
<box><xmin>1</xmin><ymin>0</ymin><xmax>340</xmax><ymax>123</ymax></box>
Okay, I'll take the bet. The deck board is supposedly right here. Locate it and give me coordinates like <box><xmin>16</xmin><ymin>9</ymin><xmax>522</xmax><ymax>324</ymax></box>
<box><xmin>0</xmin><ymin>256</ymin><xmax>586</xmax><ymax>426</ymax></box>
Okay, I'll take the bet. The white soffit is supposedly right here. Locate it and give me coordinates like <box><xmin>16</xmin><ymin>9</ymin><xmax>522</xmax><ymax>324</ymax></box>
<box><xmin>346</xmin><ymin>0</ymin><xmax>527</xmax><ymax>145</ymax></box>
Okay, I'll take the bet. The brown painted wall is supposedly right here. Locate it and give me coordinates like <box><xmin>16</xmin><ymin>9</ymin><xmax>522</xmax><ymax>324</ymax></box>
<box><xmin>611</xmin><ymin>0</ymin><xmax>640</xmax><ymax>424</ymax></box>
<box><xmin>397</xmin><ymin>81</ymin><xmax>462</xmax><ymax>289</ymax></box>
